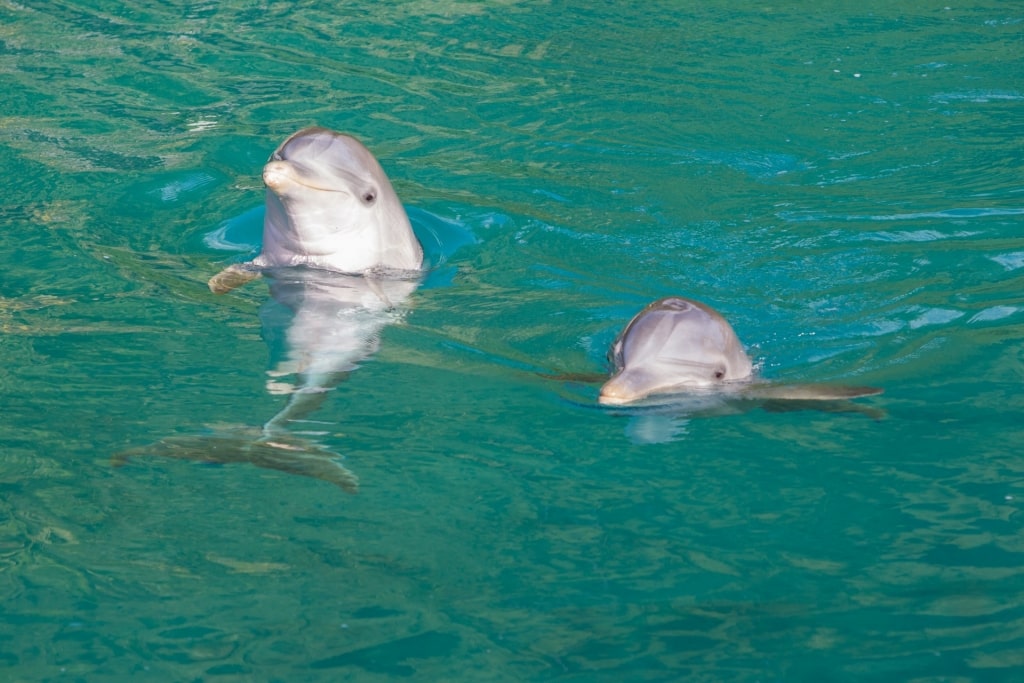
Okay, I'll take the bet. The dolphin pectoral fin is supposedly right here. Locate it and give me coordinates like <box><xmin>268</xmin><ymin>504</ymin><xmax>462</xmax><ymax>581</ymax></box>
<box><xmin>739</xmin><ymin>383</ymin><xmax>883</xmax><ymax>401</ymax></box>
<box><xmin>208</xmin><ymin>263</ymin><xmax>262</xmax><ymax>294</ymax></box>
<box><xmin>758</xmin><ymin>398</ymin><xmax>887</xmax><ymax>420</ymax></box>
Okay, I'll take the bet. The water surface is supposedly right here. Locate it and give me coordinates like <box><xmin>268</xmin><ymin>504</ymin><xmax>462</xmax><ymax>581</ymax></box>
<box><xmin>2</xmin><ymin>1</ymin><xmax>1023</xmax><ymax>681</ymax></box>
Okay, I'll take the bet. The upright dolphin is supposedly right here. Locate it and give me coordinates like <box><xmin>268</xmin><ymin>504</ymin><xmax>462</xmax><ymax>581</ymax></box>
<box><xmin>599</xmin><ymin>296</ymin><xmax>881</xmax><ymax>406</ymax></box>
<box><xmin>121</xmin><ymin>128</ymin><xmax>424</xmax><ymax>491</ymax></box>
<box><xmin>210</xmin><ymin>126</ymin><xmax>423</xmax><ymax>293</ymax></box>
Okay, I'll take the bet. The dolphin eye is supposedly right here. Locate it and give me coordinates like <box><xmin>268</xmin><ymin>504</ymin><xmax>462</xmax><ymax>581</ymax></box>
<box><xmin>361</xmin><ymin>189</ymin><xmax>377</xmax><ymax>204</ymax></box>
<box><xmin>714</xmin><ymin>369</ymin><xmax>726</xmax><ymax>380</ymax></box>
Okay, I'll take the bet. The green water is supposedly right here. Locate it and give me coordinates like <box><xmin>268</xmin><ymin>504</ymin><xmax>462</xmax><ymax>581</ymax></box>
<box><xmin>2</xmin><ymin>1</ymin><xmax>1023</xmax><ymax>680</ymax></box>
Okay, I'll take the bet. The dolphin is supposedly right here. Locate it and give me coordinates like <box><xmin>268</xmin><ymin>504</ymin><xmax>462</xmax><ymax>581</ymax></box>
<box><xmin>121</xmin><ymin>128</ymin><xmax>424</xmax><ymax>491</ymax></box>
<box><xmin>599</xmin><ymin>297</ymin><xmax>882</xmax><ymax>406</ymax></box>
<box><xmin>209</xmin><ymin>126</ymin><xmax>423</xmax><ymax>293</ymax></box>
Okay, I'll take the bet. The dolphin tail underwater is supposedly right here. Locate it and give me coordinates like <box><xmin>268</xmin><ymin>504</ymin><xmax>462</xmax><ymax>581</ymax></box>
<box><xmin>113</xmin><ymin>425</ymin><xmax>359</xmax><ymax>493</ymax></box>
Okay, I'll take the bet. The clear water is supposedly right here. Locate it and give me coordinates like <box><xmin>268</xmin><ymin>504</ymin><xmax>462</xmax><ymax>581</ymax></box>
<box><xmin>2</xmin><ymin>1</ymin><xmax>1023</xmax><ymax>680</ymax></box>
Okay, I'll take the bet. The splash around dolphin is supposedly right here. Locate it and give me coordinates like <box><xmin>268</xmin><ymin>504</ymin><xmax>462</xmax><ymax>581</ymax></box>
<box><xmin>599</xmin><ymin>296</ymin><xmax>882</xmax><ymax>406</ymax></box>
<box><xmin>209</xmin><ymin>126</ymin><xmax>423</xmax><ymax>293</ymax></box>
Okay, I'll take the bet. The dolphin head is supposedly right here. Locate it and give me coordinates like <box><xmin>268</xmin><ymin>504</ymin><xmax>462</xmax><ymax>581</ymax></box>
<box><xmin>257</xmin><ymin>127</ymin><xmax>423</xmax><ymax>274</ymax></box>
<box><xmin>598</xmin><ymin>297</ymin><xmax>753</xmax><ymax>405</ymax></box>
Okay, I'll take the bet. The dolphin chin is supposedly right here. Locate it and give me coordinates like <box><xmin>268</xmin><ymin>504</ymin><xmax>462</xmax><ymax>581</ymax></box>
<box><xmin>596</xmin><ymin>392</ymin><xmax>631</xmax><ymax>407</ymax></box>
<box><xmin>598</xmin><ymin>380</ymin><xmax>715</xmax><ymax>406</ymax></box>
<box><xmin>597</xmin><ymin>370</ymin><xmax>646</xmax><ymax>405</ymax></box>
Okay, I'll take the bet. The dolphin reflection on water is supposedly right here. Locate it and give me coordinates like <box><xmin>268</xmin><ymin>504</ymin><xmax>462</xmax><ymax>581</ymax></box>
<box><xmin>117</xmin><ymin>127</ymin><xmax>424</xmax><ymax>491</ymax></box>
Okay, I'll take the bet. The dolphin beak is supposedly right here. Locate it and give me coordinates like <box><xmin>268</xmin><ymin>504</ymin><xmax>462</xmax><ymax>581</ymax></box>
<box><xmin>263</xmin><ymin>161</ymin><xmax>297</xmax><ymax>190</ymax></box>
<box><xmin>598</xmin><ymin>370</ymin><xmax>651</xmax><ymax>406</ymax></box>
<box><xmin>263</xmin><ymin>161</ymin><xmax>349</xmax><ymax>193</ymax></box>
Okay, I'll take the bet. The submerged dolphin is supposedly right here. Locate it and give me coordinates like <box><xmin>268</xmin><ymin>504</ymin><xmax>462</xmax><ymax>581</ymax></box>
<box><xmin>122</xmin><ymin>128</ymin><xmax>423</xmax><ymax>491</ymax></box>
<box><xmin>599</xmin><ymin>297</ymin><xmax>882</xmax><ymax>406</ymax></box>
<box><xmin>257</xmin><ymin>268</ymin><xmax>418</xmax><ymax>434</ymax></box>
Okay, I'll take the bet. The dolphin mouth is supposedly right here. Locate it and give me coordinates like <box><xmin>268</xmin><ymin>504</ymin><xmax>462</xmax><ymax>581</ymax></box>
<box><xmin>597</xmin><ymin>392</ymin><xmax>635</xmax><ymax>406</ymax></box>
<box><xmin>262</xmin><ymin>161</ymin><xmax>356</xmax><ymax>194</ymax></box>
<box><xmin>598</xmin><ymin>384</ymin><xmax>709</xmax><ymax>406</ymax></box>
<box><xmin>655</xmin><ymin>358</ymin><xmax>723</xmax><ymax>371</ymax></box>
<box><xmin>598</xmin><ymin>364</ymin><xmax>732</xmax><ymax>406</ymax></box>
<box><xmin>598</xmin><ymin>382</ymin><xmax>734</xmax><ymax>406</ymax></box>
<box><xmin>287</xmin><ymin>179</ymin><xmax>350</xmax><ymax>193</ymax></box>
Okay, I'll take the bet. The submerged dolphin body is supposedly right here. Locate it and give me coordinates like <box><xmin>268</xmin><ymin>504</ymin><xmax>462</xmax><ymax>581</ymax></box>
<box><xmin>599</xmin><ymin>297</ymin><xmax>882</xmax><ymax>406</ymax></box>
<box><xmin>257</xmin><ymin>268</ymin><xmax>419</xmax><ymax>434</ymax></box>
<box><xmin>118</xmin><ymin>269</ymin><xmax>416</xmax><ymax>492</ymax></box>
<box><xmin>122</xmin><ymin>128</ymin><xmax>423</xmax><ymax>491</ymax></box>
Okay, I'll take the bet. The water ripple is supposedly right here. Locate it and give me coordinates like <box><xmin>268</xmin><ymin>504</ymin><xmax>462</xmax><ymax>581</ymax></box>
<box><xmin>780</xmin><ymin>207</ymin><xmax>1024</xmax><ymax>226</ymax></box>
<box><xmin>990</xmin><ymin>252</ymin><xmax>1024</xmax><ymax>271</ymax></box>
<box><xmin>2</xmin><ymin>1</ymin><xmax>1023</xmax><ymax>680</ymax></box>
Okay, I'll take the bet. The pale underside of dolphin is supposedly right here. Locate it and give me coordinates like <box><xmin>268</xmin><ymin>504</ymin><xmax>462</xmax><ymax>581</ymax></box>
<box><xmin>597</xmin><ymin>296</ymin><xmax>882</xmax><ymax>410</ymax></box>
<box><xmin>121</xmin><ymin>127</ymin><xmax>424</xmax><ymax>491</ymax></box>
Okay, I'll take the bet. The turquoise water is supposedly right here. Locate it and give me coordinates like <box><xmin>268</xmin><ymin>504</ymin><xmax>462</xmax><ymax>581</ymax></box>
<box><xmin>2</xmin><ymin>1</ymin><xmax>1023</xmax><ymax>680</ymax></box>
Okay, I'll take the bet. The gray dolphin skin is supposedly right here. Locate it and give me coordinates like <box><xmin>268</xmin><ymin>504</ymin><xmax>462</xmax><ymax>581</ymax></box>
<box><xmin>209</xmin><ymin>126</ymin><xmax>422</xmax><ymax>293</ymax></box>
<box><xmin>599</xmin><ymin>296</ymin><xmax>882</xmax><ymax>406</ymax></box>
<box><xmin>120</xmin><ymin>127</ymin><xmax>426</xmax><ymax>491</ymax></box>
<box><xmin>600</xmin><ymin>297</ymin><xmax>753</xmax><ymax>405</ymax></box>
